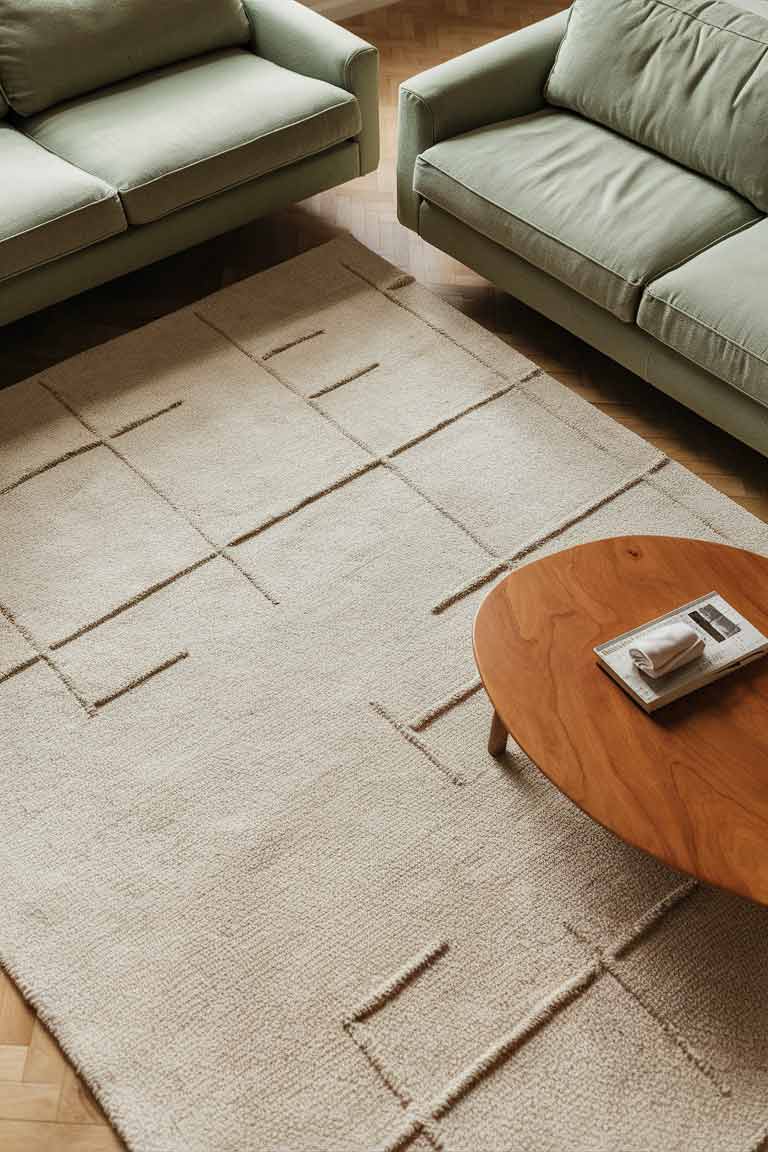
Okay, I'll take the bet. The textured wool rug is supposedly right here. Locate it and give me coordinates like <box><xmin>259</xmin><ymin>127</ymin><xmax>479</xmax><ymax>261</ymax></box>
<box><xmin>1</xmin><ymin>235</ymin><xmax>768</xmax><ymax>1152</ymax></box>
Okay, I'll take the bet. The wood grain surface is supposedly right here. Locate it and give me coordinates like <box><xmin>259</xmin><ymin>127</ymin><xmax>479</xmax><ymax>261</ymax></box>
<box><xmin>474</xmin><ymin>536</ymin><xmax>768</xmax><ymax>906</ymax></box>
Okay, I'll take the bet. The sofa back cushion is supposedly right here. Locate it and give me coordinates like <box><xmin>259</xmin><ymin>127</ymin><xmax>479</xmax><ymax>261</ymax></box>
<box><xmin>545</xmin><ymin>0</ymin><xmax>768</xmax><ymax>212</ymax></box>
<box><xmin>0</xmin><ymin>0</ymin><xmax>251</xmax><ymax>116</ymax></box>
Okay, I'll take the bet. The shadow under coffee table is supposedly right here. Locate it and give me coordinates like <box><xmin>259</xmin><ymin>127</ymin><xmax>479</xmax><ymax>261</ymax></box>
<box><xmin>473</xmin><ymin>536</ymin><xmax>768</xmax><ymax>906</ymax></box>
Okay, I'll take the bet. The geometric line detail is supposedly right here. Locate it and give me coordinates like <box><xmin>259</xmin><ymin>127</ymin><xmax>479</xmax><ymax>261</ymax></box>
<box><xmin>194</xmin><ymin>302</ymin><xmax>517</xmax><ymax>566</ymax></box>
<box><xmin>407</xmin><ymin>678</ymin><xmax>483</xmax><ymax>733</ymax></box>
<box><xmin>309</xmin><ymin>361</ymin><xmax>380</xmax><ymax>399</ymax></box>
<box><xmin>369</xmin><ymin>701</ymin><xmax>466</xmax><ymax>786</ymax></box>
<box><xmin>343</xmin><ymin>940</ymin><xmax>449</xmax><ymax>1152</ymax></box>
<box><xmin>226</xmin><ymin>459</ymin><xmax>383</xmax><ymax>548</ymax></box>
<box><xmin>565</xmin><ymin>914</ymin><xmax>730</xmax><ymax>1097</ymax></box>
<box><xmin>0</xmin><ymin>252</ymin><xmax>668</xmax><ymax>738</ymax></box>
<box><xmin>0</xmin><ymin>598</ymin><xmax>94</xmax><ymax>717</ymax></box>
<box><xmin>9</xmin><ymin>251</ymin><xmax>556</xmax><ymax>718</ymax></box>
<box><xmin>0</xmin><ymin>654</ymin><xmax>40</xmax><ymax>685</ymax></box>
<box><xmin>0</xmin><ymin>439</ymin><xmax>99</xmax><ymax>498</ymax></box>
<box><xmin>262</xmin><ymin>329</ymin><xmax>324</xmax><ymax>361</ymax></box>
<box><xmin>111</xmin><ymin>399</ymin><xmax>183</xmax><ymax>438</ymax></box>
<box><xmin>38</xmin><ymin>379</ymin><xmax>280</xmax><ymax>609</ymax></box>
<box><xmin>92</xmin><ymin>649</ymin><xmax>189</xmax><ymax>711</ymax></box>
<box><xmin>343</xmin><ymin>880</ymin><xmax>699</xmax><ymax>1152</ymax></box>
<box><xmin>346</xmin><ymin>940</ymin><xmax>450</xmax><ymax>1025</ymax></box>
<box><xmin>48</xmin><ymin>556</ymin><xmax>216</xmax><ymax>651</ymax></box>
<box><xmin>430</xmin><ymin>456</ymin><xmax>671</xmax><ymax>616</ymax></box>
<box><xmin>645</xmin><ymin>468</ymin><xmax>740</xmax><ymax>548</ymax></box>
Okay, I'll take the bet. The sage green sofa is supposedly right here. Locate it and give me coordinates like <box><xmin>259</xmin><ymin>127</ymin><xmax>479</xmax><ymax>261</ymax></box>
<box><xmin>0</xmin><ymin>0</ymin><xmax>378</xmax><ymax>327</ymax></box>
<box><xmin>397</xmin><ymin>1</ymin><xmax>768</xmax><ymax>457</ymax></box>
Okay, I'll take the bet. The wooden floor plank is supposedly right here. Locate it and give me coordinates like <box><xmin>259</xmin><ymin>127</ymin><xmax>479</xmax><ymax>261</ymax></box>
<box><xmin>57</xmin><ymin>1068</ymin><xmax>105</xmax><ymax>1126</ymax></box>
<box><xmin>24</xmin><ymin>1022</ymin><xmax>69</xmax><ymax>1088</ymax></box>
<box><xmin>0</xmin><ymin>972</ymin><xmax>35</xmax><ymax>1047</ymax></box>
<box><xmin>0</xmin><ymin>1121</ymin><xmax>124</xmax><ymax>1152</ymax></box>
<box><xmin>0</xmin><ymin>1082</ymin><xmax>60</xmax><ymax>1123</ymax></box>
<box><xmin>0</xmin><ymin>1046</ymin><xmax>27</xmax><ymax>1083</ymax></box>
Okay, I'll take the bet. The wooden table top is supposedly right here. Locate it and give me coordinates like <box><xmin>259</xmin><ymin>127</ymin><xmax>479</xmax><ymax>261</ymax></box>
<box><xmin>473</xmin><ymin>536</ymin><xmax>768</xmax><ymax>906</ymax></box>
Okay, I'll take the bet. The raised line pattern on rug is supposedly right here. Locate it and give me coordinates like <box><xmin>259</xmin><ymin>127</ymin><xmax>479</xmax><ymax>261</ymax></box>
<box><xmin>1</xmin><ymin>235</ymin><xmax>768</xmax><ymax>1152</ymax></box>
<box><xmin>342</xmin><ymin>881</ymin><xmax>718</xmax><ymax>1152</ymax></box>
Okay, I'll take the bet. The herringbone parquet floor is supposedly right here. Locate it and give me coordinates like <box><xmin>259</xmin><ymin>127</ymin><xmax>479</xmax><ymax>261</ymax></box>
<box><xmin>1</xmin><ymin>1</ymin><xmax>766</xmax><ymax>1148</ymax></box>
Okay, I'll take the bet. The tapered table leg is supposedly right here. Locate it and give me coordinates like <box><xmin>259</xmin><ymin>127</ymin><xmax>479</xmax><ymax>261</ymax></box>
<box><xmin>488</xmin><ymin>709</ymin><xmax>508</xmax><ymax>758</ymax></box>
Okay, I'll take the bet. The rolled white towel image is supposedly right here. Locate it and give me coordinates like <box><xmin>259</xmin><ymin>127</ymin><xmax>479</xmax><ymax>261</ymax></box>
<box><xmin>629</xmin><ymin>621</ymin><xmax>705</xmax><ymax>679</ymax></box>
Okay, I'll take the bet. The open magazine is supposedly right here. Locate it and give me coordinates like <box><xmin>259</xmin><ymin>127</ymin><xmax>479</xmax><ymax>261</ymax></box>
<box><xmin>594</xmin><ymin>593</ymin><xmax>768</xmax><ymax>712</ymax></box>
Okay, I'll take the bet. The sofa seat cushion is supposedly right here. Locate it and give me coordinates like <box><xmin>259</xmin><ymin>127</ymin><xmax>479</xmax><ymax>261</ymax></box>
<box><xmin>23</xmin><ymin>49</ymin><xmax>361</xmax><ymax>227</ymax></box>
<box><xmin>413</xmin><ymin>110</ymin><xmax>759</xmax><ymax>322</ymax></box>
<box><xmin>0</xmin><ymin>124</ymin><xmax>126</xmax><ymax>284</ymax></box>
<box><xmin>639</xmin><ymin>221</ymin><xmax>768</xmax><ymax>410</ymax></box>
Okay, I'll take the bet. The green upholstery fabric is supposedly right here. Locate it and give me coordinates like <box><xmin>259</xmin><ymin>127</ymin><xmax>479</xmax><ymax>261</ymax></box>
<box><xmin>0</xmin><ymin>124</ymin><xmax>125</xmax><ymax>284</ymax></box>
<box><xmin>242</xmin><ymin>0</ymin><xmax>379</xmax><ymax>174</ymax></box>
<box><xmin>546</xmin><ymin>0</ymin><xmax>768</xmax><ymax>212</ymax></box>
<box><xmin>639</xmin><ymin>221</ymin><xmax>768</xmax><ymax>410</ymax></box>
<box><xmin>0</xmin><ymin>0</ymin><xmax>376</xmax><ymax>328</ymax></box>
<box><xmin>23</xmin><ymin>50</ymin><xmax>361</xmax><ymax>227</ymax></box>
<box><xmin>418</xmin><ymin>200</ymin><xmax>768</xmax><ymax>457</ymax></box>
<box><xmin>413</xmin><ymin>109</ymin><xmax>759</xmax><ymax>323</ymax></box>
<box><xmin>397</xmin><ymin>10</ymin><xmax>568</xmax><ymax>230</ymax></box>
<box><xmin>0</xmin><ymin>0</ymin><xmax>250</xmax><ymax>116</ymax></box>
<box><xmin>0</xmin><ymin>142</ymin><xmax>359</xmax><ymax>330</ymax></box>
<box><xmin>396</xmin><ymin>10</ymin><xmax>768</xmax><ymax>456</ymax></box>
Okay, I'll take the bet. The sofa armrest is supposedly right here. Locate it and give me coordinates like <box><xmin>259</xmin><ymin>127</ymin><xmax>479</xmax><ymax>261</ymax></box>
<box><xmin>397</xmin><ymin>10</ymin><xmax>569</xmax><ymax>229</ymax></box>
<box><xmin>241</xmin><ymin>0</ymin><xmax>379</xmax><ymax>175</ymax></box>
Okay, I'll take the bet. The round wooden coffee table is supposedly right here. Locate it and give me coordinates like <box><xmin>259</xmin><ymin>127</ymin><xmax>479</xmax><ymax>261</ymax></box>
<box><xmin>473</xmin><ymin>536</ymin><xmax>768</xmax><ymax>906</ymax></box>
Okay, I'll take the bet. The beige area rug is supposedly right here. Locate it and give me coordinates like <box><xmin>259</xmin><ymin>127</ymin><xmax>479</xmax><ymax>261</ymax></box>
<box><xmin>1</xmin><ymin>235</ymin><xmax>768</xmax><ymax>1152</ymax></box>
